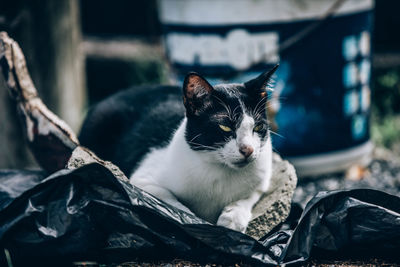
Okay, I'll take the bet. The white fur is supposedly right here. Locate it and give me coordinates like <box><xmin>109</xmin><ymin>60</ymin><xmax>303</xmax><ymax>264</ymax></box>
<box><xmin>130</xmin><ymin>116</ymin><xmax>272</xmax><ymax>232</ymax></box>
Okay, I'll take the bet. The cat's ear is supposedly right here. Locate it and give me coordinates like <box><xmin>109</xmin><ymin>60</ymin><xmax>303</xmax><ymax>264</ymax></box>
<box><xmin>244</xmin><ymin>64</ymin><xmax>279</xmax><ymax>98</ymax></box>
<box><xmin>183</xmin><ymin>72</ymin><xmax>214</xmax><ymax>115</ymax></box>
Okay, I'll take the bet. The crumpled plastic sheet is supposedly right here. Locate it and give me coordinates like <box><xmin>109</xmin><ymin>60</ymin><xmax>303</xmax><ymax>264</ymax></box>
<box><xmin>1</xmin><ymin>163</ymin><xmax>400</xmax><ymax>266</ymax></box>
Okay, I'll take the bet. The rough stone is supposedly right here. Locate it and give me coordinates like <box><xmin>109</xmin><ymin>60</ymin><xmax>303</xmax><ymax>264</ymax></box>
<box><xmin>67</xmin><ymin>146</ymin><xmax>129</xmax><ymax>183</ymax></box>
<box><xmin>246</xmin><ymin>153</ymin><xmax>298</xmax><ymax>240</ymax></box>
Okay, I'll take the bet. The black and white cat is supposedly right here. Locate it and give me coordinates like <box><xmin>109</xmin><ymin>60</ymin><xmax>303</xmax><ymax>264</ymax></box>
<box><xmin>79</xmin><ymin>65</ymin><xmax>278</xmax><ymax>232</ymax></box>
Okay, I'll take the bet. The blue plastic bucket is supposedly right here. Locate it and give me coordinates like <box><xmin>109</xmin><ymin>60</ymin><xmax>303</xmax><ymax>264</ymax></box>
<box><xmin>158</xmin><ymin>0</ymin><xmax>374</xmax><ymax>176</ymax></box>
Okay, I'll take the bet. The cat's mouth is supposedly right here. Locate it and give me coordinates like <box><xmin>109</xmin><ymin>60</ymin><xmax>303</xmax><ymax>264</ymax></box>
<box><xmin>233</xmin><ymin>159</ymin><xmax>253</xmax><ymax>168</ymax></box>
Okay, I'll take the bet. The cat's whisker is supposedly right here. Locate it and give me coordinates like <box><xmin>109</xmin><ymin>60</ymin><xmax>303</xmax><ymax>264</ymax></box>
<box><xmin>214</xmin><ymin>113</ymin><xmax>231</xmax><ymax>120</ymax></box>
<box><xmin>189</xmin><ymin>133</ymin><xmax>202</xmax><ymax>142</ymax></box>
<box><xmin>251</xmin><ymin>99</ymin><xmax>269</xmax><ymax>120</ymax></box>
<box><xmin>254</xmin><ymin>108</ymin><xmax>265</xmax><ymax>117</ymax></box>
<box><xmin>269</xmin><ymin>130</ymin><xmax>284</xmax><ymax>139</ymax></box>
<box><xmin>188</xmin><ymin>141</ymin><xmax>218</xmax><ymax>150</ymax></box>
<box><xmin>232</xmin><ymin>105</ymin><xmax>241</xmax><ymax>118</ymax></box>
<box><xmin>253</xmin><ymin>96</ymin><xmax>267</xmax><ymax>115</ymax></box>
<box><xmin>252</xmin><ymin>108</ymin><xmax>267</xmax><ymax>120</ymax></box>
<box><xmin>190</xmin><ymin>142</ymin><xmax>215</xmax><ymax>149</ymax></box>
<box><xmin>214</xmin><ymin>141</ymin><xmax>228</xmax><ymax>147</ymax></box>
<box><xmin>212</xmin><ymin>95</ymin><xmax>233</xmax><ymax>120</ymax></box>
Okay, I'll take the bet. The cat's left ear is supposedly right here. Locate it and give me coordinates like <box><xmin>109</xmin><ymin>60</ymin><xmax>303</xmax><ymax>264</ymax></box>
<box><xmin>244</xmin><ymin>64</ymin><xmax>279</xmax><ymax>98</ymax></box>
<box><xmin>183</xmin><ymin>72</ymin><xmax>214</xmax><ymax>116</ymax></box>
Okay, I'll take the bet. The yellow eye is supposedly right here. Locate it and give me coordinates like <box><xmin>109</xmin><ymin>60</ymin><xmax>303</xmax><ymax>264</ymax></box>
<box><xmin>219</xmin><ymin>125</ymin><xmax>232</xmax><ymax>132</ymax></box>
<box><xmin>254</xmin><ymin>125</ymin><xmax>263</xmax><ymax>132</ymax></box>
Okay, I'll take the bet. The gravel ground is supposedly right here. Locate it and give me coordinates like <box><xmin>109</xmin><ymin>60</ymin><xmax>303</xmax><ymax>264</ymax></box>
<box><xmin>305</xmin><ymin>258</ymin><xmax>400</xmax><ymax>267</ymax></box>
<box><xmin>97</xmin><ymin>261</ymin><xmax>251</xmax><ymax>267</ymax></box>
<box><xmin>293</xmin><ymin>146</ymin><xmax>400</xmax><ymax>207</ymax></box>
<box><xmin>97</xmin><ymin>258</ymin><xmax>399</xmax><ymax>267</ymax></box>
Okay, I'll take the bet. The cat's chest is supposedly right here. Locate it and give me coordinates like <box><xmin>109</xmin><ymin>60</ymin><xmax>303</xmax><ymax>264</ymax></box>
<box><xmin>168</xmin><ymin>161</ymin><xmax>264</xmax><ymax>222</ymax></box>
<box><xmin>131</xmin><ymin>120</ymin><xmax>271</xmax><ymax>223</ymax></box>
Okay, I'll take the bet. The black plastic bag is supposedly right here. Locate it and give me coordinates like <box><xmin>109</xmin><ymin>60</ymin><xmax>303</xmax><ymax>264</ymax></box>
<box><xmin>0</xmin><ymin>164</ymin><xmax>275</xmax><ymax>266</ymax></box>
<box><xmin>1</xmin><ymin>164</ymin><xmax>400</xmax><ymax>266</ymax></box>
<box><xmin>279</xmin><ymin>189</ymin><xmax>400</xmax><ymax>264</ymax></box>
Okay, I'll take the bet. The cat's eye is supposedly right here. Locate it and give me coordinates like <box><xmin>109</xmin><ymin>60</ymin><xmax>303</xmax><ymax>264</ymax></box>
<box><xmin>219</xmin><ymin>124</ymin><xmax>232</xmax><ymax>132</ymax></box>
<box><xmin>253</xmin><ymin>124</ymin><xmax>264</xmax><ymax>132</ymax></box>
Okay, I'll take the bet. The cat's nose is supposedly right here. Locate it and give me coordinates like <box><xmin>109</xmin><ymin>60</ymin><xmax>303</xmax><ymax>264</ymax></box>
<box><xmin>239</xmin><ymin>145</ymin><xmax>254</xmax><ymax>158</ymax></box>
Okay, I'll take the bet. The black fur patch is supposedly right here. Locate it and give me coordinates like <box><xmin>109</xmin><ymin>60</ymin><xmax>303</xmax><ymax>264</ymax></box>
<box><xmin>79</xmin><ymin>85</ymin><xmax>185</xmax><ymax>174</ymax></box>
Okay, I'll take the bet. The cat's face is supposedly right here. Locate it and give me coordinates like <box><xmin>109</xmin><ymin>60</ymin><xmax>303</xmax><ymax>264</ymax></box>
<box><xmin>183</xmin><ymin>66</ymin><xmax>278</xmax><ymax>169</ymax></box>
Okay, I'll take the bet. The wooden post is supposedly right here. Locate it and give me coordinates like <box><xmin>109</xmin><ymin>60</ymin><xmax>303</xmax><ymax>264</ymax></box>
<box><xmin>1</xmin><ymin>31</ymin><xmax>128</xmax><ymax>179</ymax></box>
<box><xmin>19</xmin><ymin>0</ymin><xmax>86</xmax><ymax>131</ymax></box>
<box><xmin>0</xmin><ymin>0</ymin><xmax>85</xmax><ymax>168</ymax></box>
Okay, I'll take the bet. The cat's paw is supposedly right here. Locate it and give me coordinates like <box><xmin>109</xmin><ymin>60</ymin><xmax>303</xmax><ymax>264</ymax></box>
<box><xmin>216</xmin><ymin>205</ymin><xmax>252</xmax><ymax>233</ymax></box>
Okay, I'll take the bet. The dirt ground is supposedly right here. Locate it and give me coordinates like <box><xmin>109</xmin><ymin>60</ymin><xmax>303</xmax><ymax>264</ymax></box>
<box><xmin>100</xmin><ymin>258</ymin><xmax>399</xmax><ymax>267</ymax></box>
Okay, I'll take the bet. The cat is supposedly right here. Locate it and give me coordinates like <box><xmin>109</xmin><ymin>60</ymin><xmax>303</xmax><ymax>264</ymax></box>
<box><xmin>79</xmin><ymin>65</ymin><xmax>278</xmax><ymax>232</ymax></box>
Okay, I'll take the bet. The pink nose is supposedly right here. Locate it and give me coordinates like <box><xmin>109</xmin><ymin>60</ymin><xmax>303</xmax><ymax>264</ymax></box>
<box><xmin>239</xmin><ymin>145</ymin><xmax>254</xmax><ymax>158</ymax></box>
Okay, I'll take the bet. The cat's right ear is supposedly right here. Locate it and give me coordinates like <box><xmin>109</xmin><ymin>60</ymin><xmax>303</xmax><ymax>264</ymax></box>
<box><xmin>244</xmin><ymin>64</ymin><xmax>279</xmax><ymax>98</ymax></box>
<box><xmin>183</xmin><ymin>72</ymin><xmax>213</xmax><ymax>116</ymax></box>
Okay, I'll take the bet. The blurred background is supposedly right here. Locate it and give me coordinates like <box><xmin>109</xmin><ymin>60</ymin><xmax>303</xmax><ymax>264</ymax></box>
<box><xmin>0</xmin><ymin>0</ymin><xmax>399</xmax><ymax>182</ymax></box>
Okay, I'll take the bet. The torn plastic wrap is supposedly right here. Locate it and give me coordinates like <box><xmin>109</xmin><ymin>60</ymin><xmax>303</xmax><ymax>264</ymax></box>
<box><xmin>1</xmin><ymin>164</ymin><xmax>400</xmax><ymax>266</ymax></box>
<box><xmin>279</xmin><ymin>189</ymin><xmax>400</xmax><ymax>264</ymax></box>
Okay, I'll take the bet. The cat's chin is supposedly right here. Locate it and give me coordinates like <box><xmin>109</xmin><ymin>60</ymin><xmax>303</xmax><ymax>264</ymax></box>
<box><xmin>233</xmin><ymin>160</ymin><xmax>250</xmax><ymax>168</ymax></box>
<box><xmin>225</xmin><ymin>158</ymin><xmax>255</xmax><ymax>169</ymax></box>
